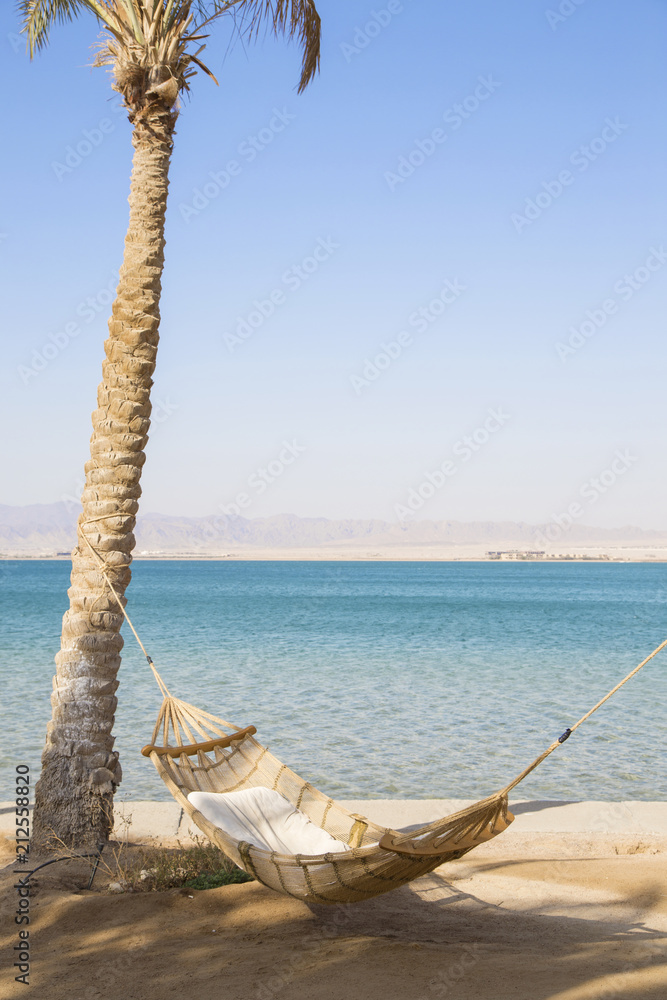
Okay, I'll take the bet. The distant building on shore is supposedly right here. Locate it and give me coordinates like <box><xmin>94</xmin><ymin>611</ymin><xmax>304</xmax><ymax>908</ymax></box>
<box><xmin>486</xmin><ymin>550</ymin><xmax>610</xmax><ymax>561</ymax></box>
<box><xmin>486</xmin><ymin>550</ymin><xmax>546</xmax><ymax>560</ymax></box>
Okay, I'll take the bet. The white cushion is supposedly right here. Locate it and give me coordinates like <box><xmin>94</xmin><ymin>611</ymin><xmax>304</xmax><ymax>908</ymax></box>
<box><xmin>188</xmin><ymin>786</ymin><xmax>350</xmax><ymax>856</ymax></box>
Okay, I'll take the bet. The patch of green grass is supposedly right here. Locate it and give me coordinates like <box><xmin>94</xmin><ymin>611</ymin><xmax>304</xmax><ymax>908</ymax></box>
<box><xmin>102</xmin><ymin>836</ymin><xmax>253</xmax><ymax>892</ymax></box>
<box><xmin>184</xmin><ymin>867</ymin><xmax>254</xmax><ymax>890</ymax></box>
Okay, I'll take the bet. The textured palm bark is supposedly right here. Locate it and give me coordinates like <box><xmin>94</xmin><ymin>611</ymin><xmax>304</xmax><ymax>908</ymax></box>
<box><xmin>33</xmin><ymin>107</ymin><xmax>177</xmax><ymax>848</ymax></box>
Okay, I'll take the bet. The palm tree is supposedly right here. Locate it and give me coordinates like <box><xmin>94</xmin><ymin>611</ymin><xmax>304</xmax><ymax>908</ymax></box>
<box><xmin>21</xmin><ymin>0</ymin><xmax>320</xmax><ymax>849</ymax></box>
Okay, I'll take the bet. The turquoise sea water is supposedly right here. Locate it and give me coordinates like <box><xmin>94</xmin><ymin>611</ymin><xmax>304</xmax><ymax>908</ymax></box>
<box><xmin>1</xmin><ymin>560</ymin><xmax>666</xmax><ymax>803</ymax></box>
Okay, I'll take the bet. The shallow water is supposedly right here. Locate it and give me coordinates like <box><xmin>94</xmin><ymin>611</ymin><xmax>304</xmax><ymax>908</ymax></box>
<box><xmin>1</xmin><ymin>559</ymin><xmax>666</xmax><ymax>802</ymax></box>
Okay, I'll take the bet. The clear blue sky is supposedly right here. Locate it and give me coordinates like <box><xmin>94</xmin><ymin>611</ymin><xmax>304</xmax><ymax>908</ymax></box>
<box><xmin>2</xmin><ymin>0</ymin><xmax>666</xmax><ymax>528</ymax></box>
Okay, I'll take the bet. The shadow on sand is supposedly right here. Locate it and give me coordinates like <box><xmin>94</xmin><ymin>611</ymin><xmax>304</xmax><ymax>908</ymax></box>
<box><xmin>1</xmin><ymin>853</ymin><xmax>666</xmax><ymax>1000</ymax></box>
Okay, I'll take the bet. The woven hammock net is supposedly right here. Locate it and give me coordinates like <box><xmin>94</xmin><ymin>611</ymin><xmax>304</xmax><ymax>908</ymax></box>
<box><xmin>144</xmin><ymin>694</ymin><xmax>514</xmax><ymax>904</ymax></box>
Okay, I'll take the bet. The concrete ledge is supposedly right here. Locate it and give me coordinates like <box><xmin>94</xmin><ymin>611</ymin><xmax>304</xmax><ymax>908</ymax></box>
<box><xmin>338</xmin><ymin>799</ymin><xmax>667</xmax><ymax>835</ymax></box>
<box><xmin>2</xmin><ymin>799</ymin><xmax>665</xmax><ymax>841</ymax></box>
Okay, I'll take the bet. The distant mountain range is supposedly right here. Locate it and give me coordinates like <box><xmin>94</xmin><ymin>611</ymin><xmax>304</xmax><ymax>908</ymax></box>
<box><xmin>1</xmin><ymin>502</ymin><xmax>666</xmax><ymax>555</ymax></box>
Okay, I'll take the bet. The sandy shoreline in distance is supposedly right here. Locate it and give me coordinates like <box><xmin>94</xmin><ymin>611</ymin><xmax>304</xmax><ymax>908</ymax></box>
<box><xmin>2</xmin><ymin>799</ymin><xmax>666</xmax><ymax>1000</ymax></box>
<box><xmin>4</xmin><ymin>544</ymin><xmax>667</xmax><ymax>561</ymax></box>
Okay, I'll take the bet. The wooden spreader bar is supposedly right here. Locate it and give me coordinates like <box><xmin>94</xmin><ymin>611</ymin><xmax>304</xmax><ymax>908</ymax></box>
<box><xmin>141</xmin><ymin>726</ymin><xmax>257</xmax><ymax>758</ymax></box>
<box><xmin>379</xmin><ymin>805</ymin><xmax>514</xmax><ymax>857</ymax></box>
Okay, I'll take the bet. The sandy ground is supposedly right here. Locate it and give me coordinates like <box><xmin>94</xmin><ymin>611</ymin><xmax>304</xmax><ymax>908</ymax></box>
<box><xmin>2</xmin><ymin>826</ymin><xmax>666</xmax><ymax>1000</ymax></box>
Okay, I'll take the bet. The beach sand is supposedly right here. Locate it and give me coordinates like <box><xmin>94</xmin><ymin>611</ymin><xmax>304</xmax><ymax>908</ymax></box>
<box><xmin>2</xmin><ymin>801</ymin><xmax>666</xmax><ymax>1000</ymax></box>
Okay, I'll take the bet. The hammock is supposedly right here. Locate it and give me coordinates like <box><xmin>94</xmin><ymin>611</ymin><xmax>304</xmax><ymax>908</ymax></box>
<box><xmin>80</xmin><ymin>524</ymin><xmax>666</xmax><ymax>904</ymax></box>
<box><xmin>139</xmin><ymin>688</ymin><xmax>515</xmax><ymax>903</ymax></box>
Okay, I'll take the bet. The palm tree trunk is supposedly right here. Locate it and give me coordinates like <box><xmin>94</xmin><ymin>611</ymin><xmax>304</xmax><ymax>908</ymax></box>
<box><xmin>33</xmin><ymin>106</ymin><xmax>177</xmax><ymax>849</ymax></box>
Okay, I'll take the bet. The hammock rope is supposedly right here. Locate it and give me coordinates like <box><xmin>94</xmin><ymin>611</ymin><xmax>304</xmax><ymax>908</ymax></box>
<box><xmin>75</xmin><ymin>515</ymin><xmax>665</xmax><ymax>903</ymax></box>
<box><xmin>78</xmin><ymin>514</ymin><xmax>171</xmax><ymax>699</ymax></box>
<box><xmin>500</xmin><ymin>635</ymin><xmax>667</xmax><ymax>796</ymax></box>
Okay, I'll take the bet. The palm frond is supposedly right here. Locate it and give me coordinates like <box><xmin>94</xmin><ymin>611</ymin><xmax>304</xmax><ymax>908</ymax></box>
<box><xmin>19</xmin><ymin>0</ymin><xmax>113</xmax><ymax>55</ymax></box>
<box><xmin>188</xmin><ymin>51</ymin><xmax>219</xmax><ymax>83</ymax></box>
<box><xmin>201</xmin><ymin>0</ymin><xmax>321</xmax><ymax>92</ymax></box>
<box><xmin>117</xmin><ymin>0</ymin><xmax>145</xmax><ymax>42</ymax></box>
<box><xmin>21</xmin><ymin>0</ymin><xmax>320</xmax><ymax>109</ymax></box>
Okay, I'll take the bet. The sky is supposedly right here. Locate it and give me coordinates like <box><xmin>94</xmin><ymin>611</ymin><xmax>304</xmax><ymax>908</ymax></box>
<box><xmin>1</xmin><ymin>0</ymin><xmax>666</xmax><ymax>529</ymax></box>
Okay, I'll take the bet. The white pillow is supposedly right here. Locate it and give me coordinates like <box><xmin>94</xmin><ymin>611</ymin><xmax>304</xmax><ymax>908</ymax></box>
<box><xmin>188</xmin><ymin>786</ymin><xmax>350</xmax><ymax>856</ymax></box>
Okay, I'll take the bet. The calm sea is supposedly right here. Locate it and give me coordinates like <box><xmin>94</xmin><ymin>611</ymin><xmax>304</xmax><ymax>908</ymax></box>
<box><xmin>1</xmin><ymin>560</ymin><xmax>666</xmax><ymax>803</ymax></box>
